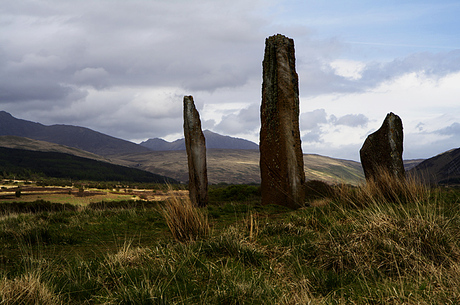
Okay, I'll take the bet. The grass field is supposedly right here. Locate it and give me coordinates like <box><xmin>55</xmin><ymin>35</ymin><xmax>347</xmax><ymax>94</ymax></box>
<box><xmin>0</xmin><ymin>180</ymin><xmax>459</xmax><ymax>304</ymax></box>
<box><xmin>0</xmin><ymin>182</ymin><xmax>188</xmax><ymax>206</ymax></box>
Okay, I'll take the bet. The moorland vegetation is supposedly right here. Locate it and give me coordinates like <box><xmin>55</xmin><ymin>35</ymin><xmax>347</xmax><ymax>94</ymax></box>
<box><xmin>1</xmin><ymin>172</ymin><xmax>459</xmax><ymax>304</ymax></box>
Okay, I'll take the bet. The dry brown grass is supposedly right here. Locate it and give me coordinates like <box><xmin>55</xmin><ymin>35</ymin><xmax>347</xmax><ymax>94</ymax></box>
<box><xmin>106</xmin><ymin>240</ymin><xmax>152</xmax><ymax>267</ymax></box>
<box><xmin>160</xmin><ymin>193</ymin><xmax>210</xmax><ymax>242</ymax></box>
<box><xmin>0</xmin><ymin>272</ymin><xmax>61</xmax><ymax>305</ymax></box>
<box><xmin>335</xmin><ymin>166</ymin><xmax>430</xmax><ymax>207</ymax></box>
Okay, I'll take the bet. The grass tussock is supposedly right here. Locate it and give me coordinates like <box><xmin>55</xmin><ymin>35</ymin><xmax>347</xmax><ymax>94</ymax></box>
<box><xmin>106</xmin><ymin>240</ymin><xmax>153</xmax><ymax>267</ymax></box>
<box><xmin>334</xmin><ymin>166</ymin><xmax>431</xmax><ymax>207</ymax></box>
<box><xmin>160</xmin><ymin>194</ymin><xmax>210</xmax><ymax>242</ymax></box>
<box><xmin>0</xmin><ymin>272</ymin><xmax>61</xmax><ymax>305</ymax></box>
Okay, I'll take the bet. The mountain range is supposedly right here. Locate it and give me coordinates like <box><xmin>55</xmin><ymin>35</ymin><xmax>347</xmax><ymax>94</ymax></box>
<box><xmin>0</xmin><ymin>111</ymin><xmax>257</xmax><ymax>155</ymax></box>
<box><xmin>1</xmin><ymin>111</ymin><xmax>458</xmax><ymax>186</ymax></box>
<box><xmin>140</xmin><ymin>130</ymin><xmax>259</xmax><ymax>151</ymax></box>
<box><xmin>0</xmin><ymin>111</ymin><xmax>149</xmax><ymax>156</ymax></box>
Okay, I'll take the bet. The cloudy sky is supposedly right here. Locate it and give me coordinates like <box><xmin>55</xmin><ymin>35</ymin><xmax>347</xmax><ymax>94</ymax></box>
<box><xmin>1</xmin><ymin>0</ymin><xmax>459</xmax><ymax>161</ymax></box>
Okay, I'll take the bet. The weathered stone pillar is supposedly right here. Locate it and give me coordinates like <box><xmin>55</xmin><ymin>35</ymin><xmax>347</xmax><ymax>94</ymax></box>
<box><xmin>183</xmin><ymin>95</ymin><xmax>208</xmax><ymax>207</ymax></box>
<box><xmin>260</xmin><ymin>34</ymin><xmax>305</xmax><ymax>209</ymax></box>
<box><xmin>360</xmin><ymin>112</ymin><xmax>405</xmax><ymax>182</ymax></box>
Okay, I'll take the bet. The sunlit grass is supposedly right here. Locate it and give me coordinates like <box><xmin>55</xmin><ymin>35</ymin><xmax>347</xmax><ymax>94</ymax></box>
<box><xmin>0</xmin><ymin>187</ymin><xmax>188</xmax><ymax>206</ymax></box>
<box><xmin>0</xmin><ymin>272</ymin><xmax>62</xmax><ymax>305</ymax></box>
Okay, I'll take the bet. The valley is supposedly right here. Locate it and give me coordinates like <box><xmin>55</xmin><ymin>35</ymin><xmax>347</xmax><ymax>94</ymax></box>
<box><xmin>110</xmin><ymin>149</ymin><xmax>366</xmax><ymax>185</ymax></box>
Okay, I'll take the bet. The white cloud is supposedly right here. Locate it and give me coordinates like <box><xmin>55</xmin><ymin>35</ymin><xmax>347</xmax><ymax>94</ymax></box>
<box><xmin>332</xmin><ymin>114</ymin><xmax>369</xmax><ymax>127</ymax></box>
<box><xmin>300</xmin><ymin>71</ymin><xmax>460</xmax><ymax>160</ymax></box>
<box><xmin>329</xmin><ymin>59</ymin><xmax>365</xmax><ymax>80</ymax></box>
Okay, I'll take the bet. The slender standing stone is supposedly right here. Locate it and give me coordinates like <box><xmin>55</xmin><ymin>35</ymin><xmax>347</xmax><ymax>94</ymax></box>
<box><xmin>360</xmin><ymin>112</ymin><xmax>405</xmax><ymax>181</ymax></box>
<box><xmin>260</xmin><ymin>34</ymin><xmax>305</xmax><ymax>209</ymax></box>
<box><xmin>183</xmin><ymin>95</ymin><xmax>208</xmax><ymax>207</ymax></box>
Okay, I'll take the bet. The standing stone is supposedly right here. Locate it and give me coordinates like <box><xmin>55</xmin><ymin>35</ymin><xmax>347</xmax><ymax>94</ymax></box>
<box><xmin>360</xmin><ymin>112</ymin><xmax>405</xmax><ymax>181</ymax></box>
<box><xmin>183</xmin><ymin>95</ymin><xmax>208</xmax><ymax>207</ymax></box>
<box><xmin>260</xmin><ymin>34</ymin><xmax>305</xmax><ymax>209</ymax></box>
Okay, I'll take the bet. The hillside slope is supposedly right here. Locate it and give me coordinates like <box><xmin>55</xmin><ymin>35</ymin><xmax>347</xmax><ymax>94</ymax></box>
<box><xmin>111</xmin><ymin>149</ymin><xmax>365</xmax><ymax>185</ymax></box>
<box><xmin>0</xmin><ymin>111</ymin><xmax>150</xmax><ymax>156</ymax></box>
<box><xmin>0</xmin><ymin>136</ymin><xmax>111</xmax><ymax>163</ymax></box>
<box><xmin>0</xmin><ymin>147</ymin><xmax>177</xmax><ymax>183</ymax></box>
<box><xmin>410</xmin><ymin>147</ymin><xmax>460</xmax><ymax>185</ymax></box>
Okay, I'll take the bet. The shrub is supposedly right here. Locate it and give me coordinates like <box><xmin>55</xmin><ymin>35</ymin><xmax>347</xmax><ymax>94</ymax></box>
<box><xmin>88</xmin><ymin>200</ymin><xmax>157</xmax><ymax>210</ymax></box>
<box><xmin>208</xmin><ymin>184</ymin><xmax>261</xmax><ymax>203</ymax></box>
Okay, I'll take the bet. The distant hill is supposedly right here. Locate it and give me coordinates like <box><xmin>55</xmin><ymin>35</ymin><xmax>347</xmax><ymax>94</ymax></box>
<box><xmin>410</xmin><ymin>148</ymin><xmax>460</xmax><ymax>185</ymax></box>
<box><xmin>140</xmin><ymin>130</ymin><xmax>259</xmax><ymax>151</ymax></box>
<box><xmin>0</xmin><ymin>146</ymin><xmax>177</xmax><ymax>183</ymax></box>
<box><xmin>404</xmin><ymin>159</ymin><xmax>425</xmax><ymax>171</ymax></box>
<box><xmin>0</xmin><ymin>111</ymin><xmax>150</xmax><ymax>156</ymax></box>
<box><xmin>140</xmin><ymin>138</ymin><xmax>184</xmax><ymax>151</ymax></box>
<box><xmin>110</xmin><ymin>149</ymin><xmax>366</xmax><ymax>185</ymax></box>
<box><xmin>0</xmin><ymin>135</ymin><xmax>111</xmax><ymax>163</ymax></box>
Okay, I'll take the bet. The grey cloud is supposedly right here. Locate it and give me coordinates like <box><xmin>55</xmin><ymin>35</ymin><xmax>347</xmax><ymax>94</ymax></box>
<box><xmin>214</xmin><ymin>104</ymin><xmax>260</xmax><ymax>135</ymax></box>
<box><xmin>416</xmin><ymin>122</ymin><xmax>425</xmax><ymax>131</ymax></box>
<box><xmin>104</xmin><ymin>117</ymin><xmax>184</xmax><ymax>141</ymax></box>
<box><xmin>0</xmin><ymin>78</ymin><xmax>75</xmax><ymax>102</ymax></box>
<box><xmin>57</xmin><ymin>108</ymin><xmax>184</xmax><ymax>142</ymax></box>
<box><xmin>202</xmin><ymin>119</ymin><xmax>217</xmax><ymax>131</ymax></box>
<box><xmin>0</xmin><ymin>0</ymin><xmax>267</xmax><ymax>105</ymax></box>
<box><xmin>300</xmin><ymin>109</ymin><xmax>328</xmax><ymax>130</ymax></box>
<box><xmin>300</xmin><ymin>110</ymin><xmax>327</xmax><ymax>144</ymax></box>
<box><xmin>0</xmin><ymin>0</ymin><xmax>270</xmax><ymax>144</ymax></box>
<box><xmin>3</xmin><ymin>1</ymin><xmax>460</xmax><ymax>105</ymax></box>
<box><xmin>435</xmin><ymin>122</ymin><xmax>460</xmax><ymax>136</ymax></box>
<box><xmin>73</xmin><ymin>67</ymin><xmax>110</xmax><ymax>89</ymax></box>
<box><xmin>302</xmin><ymin>129</ymin><xmax>323</xmax><ymax>143</ymax></box>
<box><xmin>300</xmin><ymin>109</ymin><xmax>368</xmax><ymax>129</ymax></box>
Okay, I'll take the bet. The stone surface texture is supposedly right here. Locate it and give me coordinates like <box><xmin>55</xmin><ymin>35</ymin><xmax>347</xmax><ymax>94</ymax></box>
<box><xmin>360</xmin><ymin>112</ymin><xmax>405</xmax><ymax>181</ymax></box>
<box><xmin>260</xmin><ymin>34</ymin><xmax>305</xmax><ymax>209</ymax></box>
<box><xmin>183</xmin><ymin>95</ymin><xmax>208</xmax><ymax>207</ymax></box>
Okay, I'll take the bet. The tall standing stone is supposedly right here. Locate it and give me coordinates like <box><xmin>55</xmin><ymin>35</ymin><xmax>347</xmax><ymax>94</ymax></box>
<box><xmin>360</xmin><ymin>112</ymin><xmax>405</xmax><ymax>181</ymax></box>
<box><xmin>183</xmin><ymin>95</ymin><xmax>208</xmax><ymax>207</ymax></box>
<box><xmin>260</xmin><ymin>34</ymin><xmax>305</xmax><ymax>209</ymax></box>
